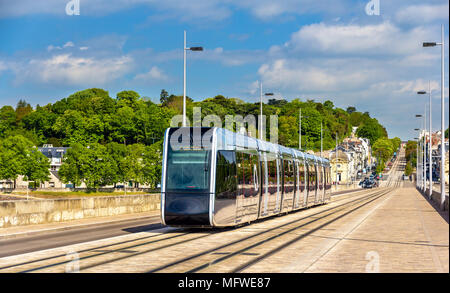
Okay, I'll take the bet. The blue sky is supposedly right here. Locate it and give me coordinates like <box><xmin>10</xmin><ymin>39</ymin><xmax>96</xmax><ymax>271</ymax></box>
<box><xmin>0</xmin><ymin>0</ymin><xmax>448</xmax><ymax>141</ymax></box>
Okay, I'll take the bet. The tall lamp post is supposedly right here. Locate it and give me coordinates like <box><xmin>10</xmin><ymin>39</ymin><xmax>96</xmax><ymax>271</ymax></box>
<box><xmin>423</xmin><ymin>24</ymin><xmax>446</xmax><ymax>209</ymax></box>
<box><xmin>335</xmin><ymin>132</ymin><xmax>338</xmax><ymax>190</ymax></box>
<box><xmin>259</xmin><ymin>82</ymin><xmax>273</xmax><ymax>141</ymax></box>
<box><xmin>418</xmin><ymin>83</ymin><xmax>432</xmax><ymax>198</ymax></box>
<box><xmin>414</xmin><ymin>136</ymin><xmax>419</xmax><ymax>187</ymax></box>
<box><xmin>182</xmin><ymin>30</ymin><xmax>203</xmax><ymax>127</ymax></box>
<box><xmin>416</xmin><ymin>114</ymin><xmax>423</xmax><ymax>190</ymax></box>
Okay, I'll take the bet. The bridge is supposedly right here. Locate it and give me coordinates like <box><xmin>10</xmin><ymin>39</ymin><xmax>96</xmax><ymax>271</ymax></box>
<box><xmin>0</xmin><ymin>147</ymin><xmax>448</xmax><ymax>273</ymax></box>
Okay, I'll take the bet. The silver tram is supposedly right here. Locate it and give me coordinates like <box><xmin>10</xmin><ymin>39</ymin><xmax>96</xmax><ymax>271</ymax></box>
<box><xmin>161</xmin><ymin>127</ymin><xmax>332</xmax><ymax>227</ymax></box>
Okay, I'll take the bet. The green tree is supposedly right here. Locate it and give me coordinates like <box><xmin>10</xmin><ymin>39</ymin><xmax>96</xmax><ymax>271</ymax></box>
<box><xmin>373</xmin><ymin>138</ymin><xmax>394</xmax><ymax>162</ymax></box>
<box><xmin>15</xmin><ymin>99</ymin><xmax>32</xmax><ymax>124</ymax></box>
<box><xmin>0</xmin><ymin>135</ymin><xmax>49</xmax><ymax>188</ymax></box>
<box><xmin>160</xmin><ymin>89</ymin><xmax>169</xmax><ymax>104</ymax></box>
<box><xmin>346</xmin><ymin>106</ymin><xmax>356</xmax><ymax>114</ymax></box>
<box><xmin>23</xmin><ymin>147</ymin><xmax>50</xmax><ymax>188</ymax></box>
<box><xmin>58</xmin><ymin>143</ymin><xmax>86</xmax><ymax>187</ymax></box>
<box><xmin>142</xmin><ymin>141</ymin><xmax>163</xmax><ymax>188</ymax></box>
<box><xmin>0</xmin><ymin>106</ymin><xmax>17</xmax><ymax>137</ymax></box>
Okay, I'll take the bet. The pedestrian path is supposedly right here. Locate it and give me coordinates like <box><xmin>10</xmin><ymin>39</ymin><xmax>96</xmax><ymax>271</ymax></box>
<box><xmin>304</xmin><ymin>187</ymin><xmax>449</xmax><ymax>272</ymax></box>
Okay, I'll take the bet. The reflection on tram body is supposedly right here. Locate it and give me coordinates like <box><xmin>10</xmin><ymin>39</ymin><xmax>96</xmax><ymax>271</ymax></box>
<box><xmin>161</xmin><ymin>127</ymin><xmax>332</xmax><ymax>227</ymax></box>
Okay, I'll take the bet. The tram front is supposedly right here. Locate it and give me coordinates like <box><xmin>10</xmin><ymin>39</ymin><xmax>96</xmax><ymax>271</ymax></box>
<box><xmin>161</xmin><ymin>127</ymin><xmax>215</xmax><ymax>227</ymax></box>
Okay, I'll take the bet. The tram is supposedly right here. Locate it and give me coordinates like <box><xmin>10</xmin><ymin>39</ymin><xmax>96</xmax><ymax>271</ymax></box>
<box><xmin>161</xmin><ymin>127</ymin><xmax>332</xmax><ymax>227</ymax></box>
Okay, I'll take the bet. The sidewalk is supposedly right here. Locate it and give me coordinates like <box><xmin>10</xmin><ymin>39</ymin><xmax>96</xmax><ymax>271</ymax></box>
<box><xmin>306</xmin><ymin>187</ymin><xmax>449</xmax><ymax>273</ymax></box>
<box><xmin>0</xmin><ymin>210</ymin><xmax>161</xmax><ymax>241</ymax></box>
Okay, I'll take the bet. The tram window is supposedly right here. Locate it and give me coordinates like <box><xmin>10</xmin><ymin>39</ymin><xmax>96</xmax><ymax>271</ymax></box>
<box><xmin>216</xmin><ymin>151</ymin><xmax>237</xmax><ymax>198</ymax></box>
<box><xmin>250</xmin><ymin>154</ymin><xmax>259</xmax><ymax>197</ymax></box>
<box><xmin>237</xmin><ymin>152</ymin><xmax>254</xmax><ymax>198</ymax></box>
<box><xmin>299</xmin><ymin>161</ymin><xmax>305</xmax><ymax>191</ymax></box>
<box><xmin>283</xmin><ymin>159</ymin><xmax>294</xmax><ymax>193</ymax></box>
<box><xmin>267</xmin><ymin>156</ymin><xmax>277</xmax><ymax>194</ymax></box>
<box><xmin>166</xmin><ymin>150</ymin><xmax>211</xmax><ymax>191</ymax></box>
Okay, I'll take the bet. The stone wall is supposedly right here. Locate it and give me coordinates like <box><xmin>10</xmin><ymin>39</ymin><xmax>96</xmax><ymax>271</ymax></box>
<box><xmin>0</xmin><ymin>194</ymin><xmax>160</xmax><ymax>228</ymax></box>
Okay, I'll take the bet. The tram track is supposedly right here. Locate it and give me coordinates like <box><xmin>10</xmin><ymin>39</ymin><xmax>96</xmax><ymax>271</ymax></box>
<box><xmin>147</xmin><ymin>186</ymin><xmax>397</xmax><ymax>273</ymax></box>
<box><xmin>0</xmin><ymin>174</ymin><xmax>403</xmax><ymax>273</ymax></box>
<box><xmin>0</xmin><ymin>186</ymin><xmax>392</xmax><ymax>273</ymax></box>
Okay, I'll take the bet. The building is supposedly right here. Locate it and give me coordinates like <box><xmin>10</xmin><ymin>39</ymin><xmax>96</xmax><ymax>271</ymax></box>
<box><xmin>329</xmin><ymin>146</ymin><xmax>354</xmax><ymax>184</ymax></box>
<box><xmin>0</xmin><ymin>144</ymin><xmax>69</xmax><ymax>189</ymax></box>
<box><xmin>37</xmin><ymin>144</ymin><xmax>70</xmax><ymax>188</ymax></box>
<box><xmin>327</xmin><ymin>128</ymin><xmax>373</xmax><ymax>184</ymax></box>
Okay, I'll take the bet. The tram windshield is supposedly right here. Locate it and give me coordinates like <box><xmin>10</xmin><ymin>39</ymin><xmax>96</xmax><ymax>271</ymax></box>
<box><xmin>165</xmin><ymin>128</ymin><xmax>212</xmax><ymax>192</ymax></box>
<box><xmin>166</xmin><ymin>150</ymin><xmax>211</xmax><ymax>192</ymax></box>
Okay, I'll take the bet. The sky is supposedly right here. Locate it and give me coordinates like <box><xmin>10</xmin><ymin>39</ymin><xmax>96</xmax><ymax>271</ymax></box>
<box><xmin>0</xmin><ymin>0</ymin><xmax>448</xmax><ymax>141</ymax></box>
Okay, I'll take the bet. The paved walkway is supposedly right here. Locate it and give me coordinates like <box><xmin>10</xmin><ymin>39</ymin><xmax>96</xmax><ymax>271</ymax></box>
<box><xmin>303</xmin><ymin>186</ymin><xmax>449</xmax><ymax>273</ymax></box>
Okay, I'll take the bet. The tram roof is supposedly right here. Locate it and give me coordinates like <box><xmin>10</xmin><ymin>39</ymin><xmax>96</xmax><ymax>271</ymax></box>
<box><xmin>193</xmin><ymin>127</ymin><xmax>329</xmax><ymax>163</ymax></box>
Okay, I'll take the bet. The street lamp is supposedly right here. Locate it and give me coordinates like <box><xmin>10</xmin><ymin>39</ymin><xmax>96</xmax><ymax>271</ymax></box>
<box><xmin>417</xmin><ymin>83</ymin><xmax>432</xmax><ymax>198</ymax></box>
<box><xmin>414</xmin><ymin>130</ymin><xmax>420</xmax><ymax>188</ymax></box>
<box><xmin>415</xmin><ymin>115</ymin><xmax>424</xmax><ymax>190</ymax></box>
<box><xmin>259</xmin><ymin>82</ymin><xmax>273</xmax><ymax>141</ymax></box>
<box><xmin>183</xmin><ymin>30</ymin><xmax>203</xmax><ymax>127</ymax></box>
<box><xmin>335</xmin><ymin>132</ymin><xmax>338</xmax><ymax>190</ymax></box>
<box><xmin>423</xmin><ymin>24</ymin><xmax>446</xmax><ymax>209</ymax></box>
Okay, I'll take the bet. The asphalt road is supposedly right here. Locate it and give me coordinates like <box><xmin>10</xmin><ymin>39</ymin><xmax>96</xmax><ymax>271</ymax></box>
<box><xmin>0</xmin><ymin>215</ymin><xmax>162</xmax><ymax>258</ymax></box>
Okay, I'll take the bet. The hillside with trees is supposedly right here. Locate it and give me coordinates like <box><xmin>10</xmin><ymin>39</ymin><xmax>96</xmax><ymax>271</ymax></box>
<box><xmin>0</xmin><ymin>88</ymin><xmax>398</xmax><ymax>189</ymax></box>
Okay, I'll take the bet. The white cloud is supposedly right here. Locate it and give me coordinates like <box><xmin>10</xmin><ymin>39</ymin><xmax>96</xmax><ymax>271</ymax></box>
<box><xmin>395</xmin><ymin>3</ymin><xmax>449</xmax><ymax>25</ymax></box>
<box><xmin>286</xmin><ymin>21</ymin><xmax>440</xmax><ymax>56</ymax></box>
<box><xmin>257</xmin><ymin>59</ymin><xmax>376</xmax><ymax>94</ymax></box>
<box><xmin>0</xmin><ymin>60</ymin><xmax>6</xmax><ymax>72</ymax></box>
<box><xmin>134</xmin><ymin>66</ymin><xmax>169</xmax><ymax>82</ymax></box>
<box><xmin>11</xmin><ymin>53</ymin><xmax>133</xmax><ymax>86</ymax></box>
<box><xmin>63</xmin><ymin>41</ymin><xmax>75</xmax><ymax>48</ymax></box>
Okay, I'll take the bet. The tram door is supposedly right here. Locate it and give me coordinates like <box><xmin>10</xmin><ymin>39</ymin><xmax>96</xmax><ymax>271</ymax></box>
<box><xmin>236</xmin><ymin>152</ymin><xmax>244</xmax><ymax>223</ymax></box>
<box><xmin>304</xmin><ymin>162</ymin><xmax>309</xmax><ymax>206</ymax></box>
<box><xmin>300</xmin><ymin>159</ymin><xmax>307</xmax><ymax>207</ymax></box>
<box><xmin>317</xmin><ymin>163</ymin><xmax>323</xmax><ymax>203</ymax></box>
<box><xmin>294</xmin><ymin>160</ymin><xmax>301</xmax><ymax>209</ymax></box>
<box><xmin>322</xmin><ymin>166</ymin><xmax>326</xmax><ymax>202</ymax></box>
<box><xmin>313</xmin><ymin>164</ymin><xmax>318</xmax><ymax>204</ymax></box>
<box><xmin>258</xmin><ymin>152</ymin><xmax>269</xmax><ymax>218</ymax></box>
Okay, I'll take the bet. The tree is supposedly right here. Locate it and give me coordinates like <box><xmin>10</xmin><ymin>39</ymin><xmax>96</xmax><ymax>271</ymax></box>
<box><xmin>23</xmin><ymin>147</ymin><xmax>50</xmax><ymax>188</ymax></box>
<box><xmin>346</xmin><ymin>106</ymin><xmax>356</xmax><ymax>114</ymax></box>
<box><xmin>15</xmin><ymin>99</ymin><xmax>32</xmax><ymax>124</ymax></box>
<box><xmin>0</xmin><ymin>135</ymin><xmax>49</xmax><ymax>188</ymax></box>
<box><xmin>0</xmin><ymin>106</ymin><xmax>17</xmax><ymax>136</ymax></box>
<box><xmin>160</xmin><ymin>89</ymin><xmax>169</xmax><ymax>104</ymax></box>
<box><xmin>117</xmin><ymin>90</ymin><xmax>140</xmax><ymax>109</ymax></box>
<box><xmin>59</xmin><ymin>143</ymin><xmax>86</xmax><ymax>187</ymax></box>
<box><xmin>373</xmin><ymin>138</ymin><xmax>394</xmax><ymax>162</ymax></box>
<box><xmin>390</xmin><ymin>137</ymin><xmax>401</xmax><ymax>153</ymax></box>
<box><xmin>356</xmin><ymin>118</ymin><xmax>386</xmax><ymax>143</ymax></box>
<box><xmin>323</xmin><ymin>100</ymin><xmax>334</xmax><ymax>111</ymax></box>
<box><xmin>142</xmin><ymin>141</ymin><xmax>163</xmax><ymax>188</ymax></box>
